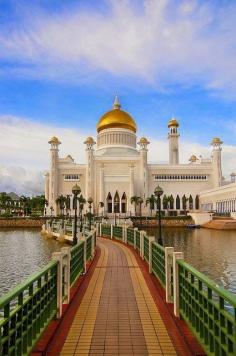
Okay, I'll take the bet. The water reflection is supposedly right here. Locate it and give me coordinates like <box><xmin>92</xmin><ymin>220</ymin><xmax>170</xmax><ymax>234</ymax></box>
<box><xmin>0</xmin><ymin>228</ymin><xmax>65</xmax><ymax>297</ymax></box>
<box><xmin>145</xmin><ymin>227</ymin><xmax>236</xmax><ymax>294</ymax></box>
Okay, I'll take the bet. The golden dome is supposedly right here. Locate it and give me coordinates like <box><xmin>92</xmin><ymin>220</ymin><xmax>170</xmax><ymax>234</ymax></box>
<box><xmin>97</xmin><ymin>97</ymin><xmax>137</xmax><ymax>133</ymax></box>
<box><xmin>84</xmin><ymin>136</ymin><xmax>95</xmax><ymax>144</ymax></box>
<box><xmin>168</xmin><ymin>118</ymin><xmax>179</xmax><ymax>128</ymax></box>
<box><xmin>48</xmin><ymin>136</ymin><xmax>61</xmax><ymax>144</ymax></box>
<box><xmin>211</xmin><ymin>137</ymin><xmax>223</xmax><ymax>145</ymax></box>
<box><xmin>139</xmin><ymin>137</ymin><xmax>150</xmax><ymax>144</ymax></box>
<box><xmin>189</xmin><ymin>154</ymin><xmax>197</xmax><ymax>162</ymax></box>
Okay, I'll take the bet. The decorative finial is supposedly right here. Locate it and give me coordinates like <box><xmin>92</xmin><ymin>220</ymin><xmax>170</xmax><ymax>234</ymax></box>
<box><xmin>113</xmin><ymin>95</ymin><xmax>121</xmax><ymax>110</ymax></box>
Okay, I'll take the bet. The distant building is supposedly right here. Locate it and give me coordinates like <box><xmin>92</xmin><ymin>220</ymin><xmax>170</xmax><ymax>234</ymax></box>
<box><xmin>45</xmin><ymin>97</ymin><xmax>235</xmax><ymax>215</ymax></box>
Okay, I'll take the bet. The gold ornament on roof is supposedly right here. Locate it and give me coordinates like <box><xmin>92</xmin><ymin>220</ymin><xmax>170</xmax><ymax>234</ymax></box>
<box><xmin>84</xmin><ymin>136</ymin><xmax>95</xmax><ymax>144</ymax></box>
<box><xmin>48</xmin><ymin>136</ymin><xmax>61</xmax><ymax>145</ymax></box>
<box><xmin>97</xmin><ymin>96</ymin><xmax>137</xmax><ymax>133</ymax></box>
<box><xmin>211</xmin><ymin>137</ymin><xmax>223</xmax><ymax>145</ymax></box>
<box><xmin>168</xmin><ymin>118</ymin><xmax>179</xmax><ymax>128</ymax></box>
<box><xmin>139</xmin><ymin>137</ymin><xmax>150</xmax><ymax>144</ymax></box>
<box><xmin>189</xmin><ymin>154</ymin><xmax>197</xmax><ymax>162</ymax></box>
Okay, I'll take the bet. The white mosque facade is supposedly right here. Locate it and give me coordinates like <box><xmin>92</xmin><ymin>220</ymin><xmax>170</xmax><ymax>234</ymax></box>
<box><xmin>44</xmin><ymin>97</ymin><xmax>235</xmax><ymax>216</ymax></box>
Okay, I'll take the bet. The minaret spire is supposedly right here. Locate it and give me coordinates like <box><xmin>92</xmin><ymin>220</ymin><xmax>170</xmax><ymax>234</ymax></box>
<box><xmin>113</xmin><ymin>95</ymin><xmax>121</xmax><ymax>110</ymax></box>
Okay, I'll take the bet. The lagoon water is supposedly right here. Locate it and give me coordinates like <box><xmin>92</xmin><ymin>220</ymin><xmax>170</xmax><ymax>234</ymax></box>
<box><xmin>0</xmin><ymin>228</ymin><xmax>64</xmax><ymax>297</ymax></box>
<box><xmin>0</xmin><ymin>227</ymin><xmax>236</xmax><ymax>297</ymax></box>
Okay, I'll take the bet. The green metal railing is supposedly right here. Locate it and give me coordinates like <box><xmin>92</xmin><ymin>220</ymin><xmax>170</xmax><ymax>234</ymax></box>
<box><xmin>127</xmin><ymin>228</ymin><xmax>134</xmax><ymax>245</ymax></box>
<box><xmin>70</xmin><ymin>242</ymin><xmax>85</xmax><ymax>286</ymax></box>
<box><xmin>101</xmin><ymin>225</ymin><xmax>111</xmax><ymax>236</ymax></box>
<box><xmin>136</xmin><ymin>230</ymin><xmax>140</xmax><ymax>251</ymax></box>
<box><xmin>143</xmin><ymin>235</ymin><xmax>149</xmax><ymax>262</ymax></box>
<box><xmin>0</xmin><ymin>261</ymin><xmax>58</xmax><ymax>356</ymax></box>
<box><xmin>151</xmin><ymin>242</ymin><xmax>166</xmax><ymax>287</ymax></box>
<box><xmin>113</xmin><ymin>226</ymin><xmax>122</xmax><ymax>240</ymax></box>
<box><xmin>178</xmin><ymin>260</ymin><xmax>236</xmax><ymax>356</ymax></box>
<box><xmin>86</xmin><ymin>235</ymin><xmax>92</xmax><ymax>261</ymax></box>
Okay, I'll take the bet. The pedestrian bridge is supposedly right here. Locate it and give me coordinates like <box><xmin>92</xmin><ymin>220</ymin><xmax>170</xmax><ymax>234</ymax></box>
<box><xmin>0</xmin><ymin>224</ymin><xmax>235</xmax><ymax>355</ymax></box>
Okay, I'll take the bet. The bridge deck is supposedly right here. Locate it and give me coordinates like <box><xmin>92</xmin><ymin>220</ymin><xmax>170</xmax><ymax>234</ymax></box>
<box><xmin>44</xmin><ymin>238</ymin><xmax>193</xmax><ymax>356</ymax></box>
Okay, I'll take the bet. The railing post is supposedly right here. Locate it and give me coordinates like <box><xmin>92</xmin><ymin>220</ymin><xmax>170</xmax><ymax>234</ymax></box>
<box><xmin>134</xmin><ymin>228</ymin><xmax>138</xmax><ymax>249</ymax></box>
<box><xmin>111</xmin><ymin>224</ymin><xmax>113</xmax><ymax>239</ymax></box>
<box><xmin>72</xmin><ymin>220</ymin><xmax>75</xmax><ymax>240</ymax></box>
<box><xmin>173</xmin><ymin>251</ymin><xmax>184</xmax><ymax>317</ymax></box>
<box><xmin>148</xmin><ymin>236</ymin><xmax>155</xmax><ymax>273</ymax></box>
<box><xmin>61</xmin><ymin>247</ymin><xmax>71</xmax><ymax>304</ymax></box>
<box><xmin>99</xmin><ymin>223</ymin><xmax>102</xmax><ymax>237</ymax></box>
<box><xmin>140</xmin><ymin>231</ymin><xmax>144</xmax><ymax>259</ymax></box>
<box><xmin>165</xmin><ymin>247</ymin><xmax>174</xmax><ymax>303</ymax></box>
<box><xmin>52</xmin><ymin>252</ymin><xmax>63</xmax><ymax>318</ymax></box>
<box><xmin>123</xmin><ymin>225</ymin><xmax>127</xmax><ymax>243</ymax></box>
<box><xmin>83</xmin><ymin>236</ymin><xmax>87</xmax><ymax>274</ymax></box>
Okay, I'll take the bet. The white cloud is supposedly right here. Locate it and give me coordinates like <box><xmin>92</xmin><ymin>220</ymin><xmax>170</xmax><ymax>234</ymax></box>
<box><xmin>0</xmin><ymin>0</ymin><xmax>236</xmax><ymax>96</ymax></box>
<box><xmin>0</xmin><ymin>115</ymin><xmax>235</xmax><ymax>195</ymax></box>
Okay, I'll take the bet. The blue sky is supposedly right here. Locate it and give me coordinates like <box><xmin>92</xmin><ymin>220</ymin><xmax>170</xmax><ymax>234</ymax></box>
<box><xmin>0</xmin><ymin>0</ymin><xmax>236</xmax><ymax>194</ymax></box>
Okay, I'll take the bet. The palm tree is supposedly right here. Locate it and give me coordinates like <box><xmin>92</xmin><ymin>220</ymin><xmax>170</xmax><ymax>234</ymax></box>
<box><xmin>146</xmin><ymin>195</ymin><xmax>156</xmax><ymax>216</ymax></box>
<box><xmin>56</xmin><ymin>195</ymin><xmax>67</xmax><ymax>216</ymax></box>
<box><xmin>130</xmin><ymin>196</ymin><xmax>140</xmax><ymax>216</ymax></box>
<box><xmin>182</xmin><ymin>195</ymin><xmax>188</xmax><ymax>215</ymax></box>
<box><xmin>162</xmin><ymin>194</ymin><xmax>169</xmax><ymax>210</ymax></box>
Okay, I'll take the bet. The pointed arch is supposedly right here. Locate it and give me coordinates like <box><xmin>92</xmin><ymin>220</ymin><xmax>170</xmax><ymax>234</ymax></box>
<box><xmin>176</xmin><ymin>195</ymin><xmax>180</xmax><ymax>210</ymax></box>
<box><xmin>195</xmin><ymin>195</ymin><xmax>199</xmax><ymax>210</ymax></box>
<box><xmin>121</xmin><ymin>192</ymin><xmax>127</xmax><ymax>213</ymax></box>
<box><xmin>114</xmin><ymin>191</ymin><xmax>120</xmax><ymax>213</ymax></box>
<box><xmin>107</xmin><ymin>192</ymin><xmax>112</xmax><ymax>213</ymax></box>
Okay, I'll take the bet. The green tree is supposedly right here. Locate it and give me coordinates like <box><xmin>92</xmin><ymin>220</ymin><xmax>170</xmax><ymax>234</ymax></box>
<box><xmin>146</xmin><ymin>195</ymin><xmax>156</xmax><ymax>216</ymax></box>
<box><xmin>130</xmin><ymin>196</ymin><xmax>140</xmax><ymax>216</ymax></box>
<box><xmin>56</xmin><ymin>195</ymin><xmax>67</xmax><ymax>216</ymax></box>
<box><xmin>189</xmin><ymin>195</ymin><xmax>193</xmax><ymax>210</ymax></box>
<box><xmin>162</xmin><ymin>194</ymin><xmax>169</xmax><ymax>209</ymax></box>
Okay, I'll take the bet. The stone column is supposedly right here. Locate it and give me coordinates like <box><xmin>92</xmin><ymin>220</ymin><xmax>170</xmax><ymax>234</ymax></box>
<box><xmin>99</xmin><ymin>164</ymin><xmax>104</xmax><ymax>212</ymax></box>
<box><xmin>129</xmin><ymin>165</ymin><xmax>135</xmax><ymax>214</ymax></box>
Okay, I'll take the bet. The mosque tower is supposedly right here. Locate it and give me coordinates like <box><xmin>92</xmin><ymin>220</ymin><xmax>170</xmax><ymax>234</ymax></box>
<box><xmin>48</xmin><ymin>136</ymin><xmax>61</xmax><ymax>213</ymax></box>
<box><xmin>211</xmin><ymin>137</ymin><xmax>223</xmax><ymax>188</ymax></box>
<box><xmin>168</xmin><ymin>118</ymin><xmax>180</xmax><ymax>164</ymax></box>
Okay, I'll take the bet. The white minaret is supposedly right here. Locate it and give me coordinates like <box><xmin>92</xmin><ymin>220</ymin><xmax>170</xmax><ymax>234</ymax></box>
<box><xmin>168</xmin><ymin>118</ymin><xmax>180</xmax><ymax>165</ymax></box>
<box><xmin>138</xmin><ymin>137</ymin><xmax>150</xmax><ymax>202</ymax></box>
<box><xmin>48</xmin><ymin>136</ymin><xmax>61</xmax><ymax>213</ymax></box>
<box><xmin>84</xmin><ymin>136</ymin><xmax>96</xmax><ymax>201</ymax></box>
<box><xmin>211</xmin><ymin>137</ymin><xmax>223</xmax><ymax>188</ymax></box>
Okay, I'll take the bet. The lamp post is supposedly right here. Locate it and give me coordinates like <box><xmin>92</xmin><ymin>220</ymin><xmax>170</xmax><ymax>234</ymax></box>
<box><xmin>154</xmin><ymin>185</ymin><xmax>164</xmax><ymax>245</ymax></box>
<box><xmin>72</xmin><ymin>184</ymin><xmax>81</xmax><ymax>245</ymax></box>
<box><xmin>138</xmin><ymin>197</ymin><xmax>143</xmax><ymax>229</ymax></box>
<box><xmin>87</xmin><ymin>197</ymin><xmax>93</xmax><ymax>231</ymax></box>
<box><xmin>79</xmin><ymin>203</ymin><xmax>84</xmax><ymax>232</ymax></box>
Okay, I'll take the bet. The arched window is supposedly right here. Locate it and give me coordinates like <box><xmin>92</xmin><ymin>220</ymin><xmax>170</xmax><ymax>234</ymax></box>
<box><xmin>169</xmin><ymin>195</ymin><xmax>174</xmax><ymax>209</ymax></box>
<box><xmin>189</xmin><ymin>195</ymin><xmax>193</xmax><ymax>210</ymax></box>
<box><xmin>195</xmin><ymin>195</ymin><xmax>199</xmax><ymax>210</ymax></box>
<box><xmin>114</xmin><ymin>191</ymin><xmax>120</xmax><ymax>213</ymax></box>
<box><xmin>121</xmin><ymin>192</ymin><xmax>127</xmax><ymax>213</ymax></box>
<box><xmin>107</xmin><ymin>193</ymin><xmax>112</xmax><ymax>213</ymax></box>
<box><xmin>176</xmin><ymin>195</ymin><xmax>180</xmax><ymax>210</ymax></box>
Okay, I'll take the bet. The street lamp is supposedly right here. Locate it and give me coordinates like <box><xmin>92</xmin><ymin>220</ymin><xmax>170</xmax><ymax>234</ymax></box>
<box><xmin>154</xmin><ymin>185</ymin><xmax>164</xmax><ymax>245</ymax></box>
<box><xmin>138</xmin><ymin>197</ymin><xmax>143</xmax><ymax>229</ymax></box>
<box><xmin>72</xmin><ymin>184</ymin><xmax>81</xmax><ymax>245</ymax></box>
<box><xmin>79</xmin><ymin>203</ymin><xmax>84</xmax><ymax>232</ymax></box>
<box><xmin>87</xmin><ymin>197</ymin><xmax>93</xmax><ymax>230</ymax></box>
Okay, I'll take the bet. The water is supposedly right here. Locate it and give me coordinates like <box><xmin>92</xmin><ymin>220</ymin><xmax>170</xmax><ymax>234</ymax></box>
<box><xmin>145</xmin><ymin>227</ymin><xmax>236</xmax><ymax>295</ymax></box>
<box><xmin>0</xmin><ymin>228</ymin><xmax>65</xmax><ymax>297</ymax></box>
<box><xmin>0</xmin><ymin>227</ymin><xmax>236</xmax><ymax>298</ymax></box>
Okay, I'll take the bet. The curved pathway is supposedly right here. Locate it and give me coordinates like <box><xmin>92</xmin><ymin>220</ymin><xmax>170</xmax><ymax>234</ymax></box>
<box><xmin>58</xmin><ymin>237</ymin><xmax>179</xmax><ymax>356</ymax></box>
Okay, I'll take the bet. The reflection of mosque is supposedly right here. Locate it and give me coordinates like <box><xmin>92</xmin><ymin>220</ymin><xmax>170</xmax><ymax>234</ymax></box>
<box><xmin>45</xmin><ymin>96</ymin><xmax>224</xmax><ymax>215</ymax></box>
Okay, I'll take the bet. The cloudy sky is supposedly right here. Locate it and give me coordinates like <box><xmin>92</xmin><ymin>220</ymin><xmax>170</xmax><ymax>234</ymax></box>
<box><xmin>0</xmin><ymin>0</ymin><xmax>236</xmax><ymax>195</ymax></box>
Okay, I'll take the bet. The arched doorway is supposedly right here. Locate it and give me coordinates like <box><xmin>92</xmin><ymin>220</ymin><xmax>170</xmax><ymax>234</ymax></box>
<box><xmin>114</xmin><ymin>191</ymin><xmax>120</xmax><ymax>213</ymax></box>
<box><xmin>107</xmin><ymin>193</ymin><xmax>112</xmax><ymax>213</ymax></box>
<box><xmin>121</xmin><ymin>193</ymin><xmax>127</xmax><ymax>213</ymax></box>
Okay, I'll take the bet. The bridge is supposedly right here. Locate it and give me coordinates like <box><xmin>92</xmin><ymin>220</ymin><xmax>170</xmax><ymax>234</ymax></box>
<box><xmin>0</xmin><ymin>223</ymin><xmax>235</xmax><ymax>355</ymax></box>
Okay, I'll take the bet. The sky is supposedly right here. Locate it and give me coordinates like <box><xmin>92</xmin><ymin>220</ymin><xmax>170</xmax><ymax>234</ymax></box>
<box><xmin>0</xmin><ymin>0</ymin><xmax>236</xmax><ymax>195</ymax></box>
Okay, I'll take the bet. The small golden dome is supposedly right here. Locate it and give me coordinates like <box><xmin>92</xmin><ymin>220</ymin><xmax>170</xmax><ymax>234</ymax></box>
<box><xmin>211</xmin><ymin>137</ymin><xmax>223</xmax><ymax>145</ymax></box>
<box><xmin>139</xmin><ymin>137</ymin><xmax>150</xmax><ymax>144</ymax></box>
<box><xmin>168</xmin><ymin>118</ymin><xmax>179</xmax><ymax>128</ymax></box>
<box><xmin>84</xmin><ymin>136</ymin><xmax>95</xmax><ymax>144</ymax></box>
<box><xmin>97</xmin><ymin>97</ymin><xmax>137</xmax><ymax>133</ymax></box>
<box><xmin>189</xmin><ymin>154</ymin><xmax>197</xmax><ymax>162</ymax></box>
<box><xmin>48</xmin><ymin>136</ymin><xmax>61</xmax><ymax>144</ymax></box>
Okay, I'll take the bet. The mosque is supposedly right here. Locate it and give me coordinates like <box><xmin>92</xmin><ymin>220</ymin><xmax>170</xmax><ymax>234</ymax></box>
<box><xmin>45</xmin><ymin>97</ymin><xmax>234</xmax><ymax>216</ymax></box>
